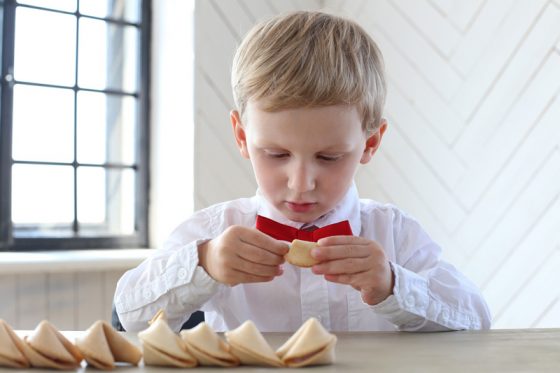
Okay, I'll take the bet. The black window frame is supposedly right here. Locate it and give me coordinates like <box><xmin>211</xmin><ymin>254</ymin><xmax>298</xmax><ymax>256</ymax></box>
<box><xmin>0</xmin><ymin>0</ymin><xmax>150</xmax><ymax>251</ymax></box>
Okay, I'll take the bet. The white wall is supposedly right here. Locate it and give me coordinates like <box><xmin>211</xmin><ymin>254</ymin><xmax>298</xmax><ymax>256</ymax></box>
<box><xmin>194</xmin><ymin>0</ymin><xmax>560</xmax><ymax>328</ymax></box>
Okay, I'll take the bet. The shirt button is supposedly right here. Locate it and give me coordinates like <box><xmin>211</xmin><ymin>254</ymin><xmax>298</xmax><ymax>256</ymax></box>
<box><xmin>427</xmin><ymin>302</ymin><xmax>438</xmax><ymax>317</ymax></box>
<box><xmin>142</xmin><ymin>288</ymin><xmax>152</xmax><ymax>300</ymax></box>
<box><xmin>405</xmin><ymin>294</ymin><xmax>416</xmax><ymax>308</ymax></box>
<box><xmin>177</xmin><ymin>267</ymin><xmax>188</xmax><ymax>280</ymax></box>
<box><xmin>440</xmin><ymin>308</ymin><xmax>450</xmax><ymax>322</ymax></box>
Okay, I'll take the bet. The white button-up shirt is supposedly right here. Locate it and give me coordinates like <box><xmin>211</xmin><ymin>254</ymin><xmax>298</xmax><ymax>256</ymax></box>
<box><xmin>115</xmin><ymin>184</ymin><xmax>491</xmax><ymax>332</ymax></box>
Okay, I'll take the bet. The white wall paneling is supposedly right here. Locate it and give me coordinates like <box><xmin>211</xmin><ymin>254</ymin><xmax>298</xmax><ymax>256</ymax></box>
<box><xmin>0</xmin><ymin>275</ymin><xmax>17</xmax><ymax>326</ymax></box>
<box><xmin>0</xmin><ymin>270</ymin><xmax>125</xmax><ymax>330</ymax></box>
<box><xmin>47</xmin><ymin>273</ymin><xmax>76</xmax><ymax>330</ymax></box>
<box><xmin>17</xmin><ymin>274</ymin><xmax>48</xmax><ymax>329</ymax></box>
<box><xmin>76</xmin><ymin>272</ymin><xmax>105</xmax><ymax>330</ymax></box>
<box><xmin>194</xmin><ymin>0</ymin><xmax>560</xmax><ymax>328</ymax></box>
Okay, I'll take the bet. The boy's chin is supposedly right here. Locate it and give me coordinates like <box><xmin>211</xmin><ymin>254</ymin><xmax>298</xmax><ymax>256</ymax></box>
<box><xmin>281</xmin><ymin>210</ymin><xmax>324</xmax><ymax>224</ymax></box>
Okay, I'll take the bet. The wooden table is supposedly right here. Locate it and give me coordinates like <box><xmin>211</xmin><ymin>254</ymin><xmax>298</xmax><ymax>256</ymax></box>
<box><xmin>8</xmin><ymin>328</ymin><xmax>560</xmax><ymax>372</ymax></box>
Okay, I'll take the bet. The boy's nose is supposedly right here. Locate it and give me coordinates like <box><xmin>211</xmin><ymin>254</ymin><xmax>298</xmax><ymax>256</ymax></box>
<box><xmin>288</xmin><ymin>162</ymin><xmax>316</xmax><ymax>193</ymax></box>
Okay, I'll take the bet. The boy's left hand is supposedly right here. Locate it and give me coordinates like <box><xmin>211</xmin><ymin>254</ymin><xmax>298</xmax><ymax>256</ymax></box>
<box><xmin>311</xmin><ymin>236</ymin><xmax>394</xmax><ymax>306</ymax></box>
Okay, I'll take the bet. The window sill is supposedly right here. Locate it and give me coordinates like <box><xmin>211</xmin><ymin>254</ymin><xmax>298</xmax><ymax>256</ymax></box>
<box><xmin>0</xmin><ymin>248</ymin><xmax>154</xmax><ymax>274</ymax></box>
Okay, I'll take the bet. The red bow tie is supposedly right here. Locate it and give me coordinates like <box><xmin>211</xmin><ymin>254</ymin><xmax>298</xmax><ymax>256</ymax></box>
<box><xmin>255</xmin><ymin>215</ymin><xmax>353</xmax><ymax>242</ymax></box>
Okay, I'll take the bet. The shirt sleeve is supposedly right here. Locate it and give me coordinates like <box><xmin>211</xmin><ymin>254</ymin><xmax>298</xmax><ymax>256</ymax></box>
<box><xmin>114</xmin><ymin>209</ymin><xmax>223</xmax><ymax>332</ymax></box>
<box><xmin>370</xmin><ymin>212</ymin><xmax>492</xmax><ymax>331</ymax></box>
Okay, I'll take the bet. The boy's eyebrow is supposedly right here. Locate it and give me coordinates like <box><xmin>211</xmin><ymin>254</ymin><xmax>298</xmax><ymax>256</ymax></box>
<box><xmin>257</xmin><ymin>144</ymin><xmax>353</xmax><ymax>153</ymax></box>
<box><xmin>253</xmin><ymin>142</ymin><xmax>284</xmax><ymax>148</ymax></box>
<box><xmin>321</xmin><ymin>143</ymin><xmax>354</xmax><ymax>151</ymax></box>
<box><xmin>253</xmin><ymin>138</ymin><xmax>355</xmax><ymax>151</ymax></box>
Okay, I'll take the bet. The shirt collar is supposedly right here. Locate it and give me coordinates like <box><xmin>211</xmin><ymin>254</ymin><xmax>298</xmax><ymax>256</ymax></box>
<box><xmin>255</xmin><ymin>183</ymin><xmax>362</xmax><ymax>236</ymax></box>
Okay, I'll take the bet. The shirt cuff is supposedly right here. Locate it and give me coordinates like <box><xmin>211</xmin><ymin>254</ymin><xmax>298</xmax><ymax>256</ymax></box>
<box><xmin>371</xmin><ymin>262</ymin><xmax>480</xmax><ymax>331</ymax></box>
<box><xmin>117</xmin><ymin>239</ymin><xmax>217</xmax><ymax>313</ymax></box>
<box><xmin>370</xmin><ymin>262</ymin><xmax>429</xmax><ymax>329</ymax></box>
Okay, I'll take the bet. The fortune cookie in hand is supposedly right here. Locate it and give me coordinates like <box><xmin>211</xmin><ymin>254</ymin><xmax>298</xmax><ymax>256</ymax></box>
<box><xmin>285</xmin><ymin>239</ymin><xmax>319</xmax><ymax>267</ymax></box>
<box><xmin>21</xmin><ymin>320</ymin><xmax>83</xmax><ymax>370</ymax></box>
<box><xmin>276</xmin><ymin>317</ymin><xmax>337</xmax><ymax>367</ymax></box>
<box><xmin>0</xmin><ymin>320</ymin><xmax>29</xmax><ymax>368</ymax></box>
<box><xmin>180</xmin><ymin>322</ymin><xmax>239</xmax><ymax>367</ymax></box>
<box><xmin>224</xmin><ymin>320</ymin><xmax>283</xmax><ymax>367</ymax></box>
<box><xmin>76</xmin><ymin>320</ymin><xmax>142</xmax><ymax>370</ymax></box>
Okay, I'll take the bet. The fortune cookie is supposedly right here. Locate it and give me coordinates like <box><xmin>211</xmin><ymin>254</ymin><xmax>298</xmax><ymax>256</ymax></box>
<box><xmin>0</xmin><ymin>320</ymin><xmax>29</xmax><ymax>368</ymax></box>
<box><xmin>21</xmin><ymin>320</ymin><xmax>83</xmax><ymax>370</ymax></box>
<box><xmin>180</xmin><ymin>322</ymin><xmax>239</xmax><ymax>367</ymax></box>
<box><xmin>224</xmin><ymin>320</ymin><xmax>283</xmax><ymax>367</ymax></box>
<box><xmin>276</xmin><ymin>317</ymin><xmax>337</xmax><ymax>367</ymax></box>
<box><xmin>285</xmin><ymin>239</ymin><xmax>319</xmax><ymax>267</ymax></box>
<box><xmin>148</xmin><ymin>309</ymin><xmax>167</xmax><ymax>324</ymax></box>
<box><xmin>75</xmin><ymin>320</ymin><xmax>142</xmax><ymax>370</ymax></box>
<box><xmin>138</xmin><ymin>317</ymin><xmax>197</xmax><ymax>368</ymax></box>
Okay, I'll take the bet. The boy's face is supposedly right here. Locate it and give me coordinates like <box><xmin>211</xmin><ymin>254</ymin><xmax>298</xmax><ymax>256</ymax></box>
<box><xmin>231</xmin><ymin>101</ymin><xmax>386</xmax><ymax>223</ymax></box>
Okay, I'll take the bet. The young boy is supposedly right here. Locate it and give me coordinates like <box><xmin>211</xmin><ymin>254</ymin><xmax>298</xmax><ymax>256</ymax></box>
<box><xmin>115</xmin><ymin>11</ymin><xmax>491</xmax><ymax>332</ymax></box>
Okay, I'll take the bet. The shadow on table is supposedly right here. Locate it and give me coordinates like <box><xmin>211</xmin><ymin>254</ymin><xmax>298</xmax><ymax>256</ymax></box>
<box><xmin>111</xmin><ymin>303</ymin><xmax>204</xmax><ymax>331</ymax></box>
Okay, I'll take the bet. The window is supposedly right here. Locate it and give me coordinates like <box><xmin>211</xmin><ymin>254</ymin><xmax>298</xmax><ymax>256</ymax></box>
<box><xmin>0</xmin><ymin>0</ymin><xmax>150</xmax><ymax>251</ymax></box>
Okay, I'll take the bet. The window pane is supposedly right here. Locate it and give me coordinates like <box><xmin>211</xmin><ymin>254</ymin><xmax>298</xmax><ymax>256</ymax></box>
<box><xmin>78</xmin><ymin>18</ymin><xmax>138</xmax><ymax>93</ymax></box>
<box><xmin>12</xmin><ymin>84</ymin><xmax>74</xmax><ymax>163</ymax></box>
<box><xmin>0</xmin><ymin>6</ymin><xmax>3</xmax><ymax>130</ymax></box>
<box><xmin>17</xmin><ymin>0</ymin><xmax>77</xmax><ymax>12</ymax></box>
<box><xmin>12</xmin><ymin>164</ymin><xmax>74</xmax><ymax>225</ymax></box>
<box><xmin>77</xmin><ymin>92</ymin><xmax>136</xmax><ymax>165</ymax></box>
<box><xmin>14</xmin><ymin>7</ymin><xmax>76</xmax><ymax>86</ymax></box>
<box><xmin>80</xmin><ymin>0</ymin><xmax>141</xmax><ymax>23</ymax></box>
<box><xmin>0</xmin><ymin>6</ymin><xmax>3</xmax><ymax>65</ymax></box>
<box><xmin>78</xmin><ymin>167</ymin><xmax>135</xmax><ymax>235</ymax></box>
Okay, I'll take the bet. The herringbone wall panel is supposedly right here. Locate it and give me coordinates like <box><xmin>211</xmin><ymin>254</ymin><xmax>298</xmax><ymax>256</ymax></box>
<box><xmin>194</xmin><ymin>0</ymin><xmax>560</xmax><ymax>328</ymax></box>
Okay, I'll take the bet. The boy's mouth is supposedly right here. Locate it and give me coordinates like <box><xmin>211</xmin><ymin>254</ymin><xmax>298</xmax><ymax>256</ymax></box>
<box><xmin>286</xmin><ymin>202</ymin><xmax>316</xmax><ymax>213</ymax></box>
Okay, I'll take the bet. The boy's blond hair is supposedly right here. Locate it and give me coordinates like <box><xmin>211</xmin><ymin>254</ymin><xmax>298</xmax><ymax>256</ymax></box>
<box><xmin>232</xmin><ymin>11</ymin><xmax>386</xmax><ymax>132</ymax></box>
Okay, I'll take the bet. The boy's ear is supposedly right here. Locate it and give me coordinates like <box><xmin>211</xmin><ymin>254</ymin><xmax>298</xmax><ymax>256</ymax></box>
<box><xmin>231</xmin><ymin>110</ymin><xmax>250</xmax><ymax>159</ymax></box>
<box><xmin>360</xmin><ymin>119</ymin><xmax>387</xmax><ymax>164</ymax></box>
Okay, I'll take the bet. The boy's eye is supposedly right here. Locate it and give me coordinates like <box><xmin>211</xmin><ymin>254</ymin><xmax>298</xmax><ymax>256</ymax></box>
<box><xmin>318</xmin><ymin>154</ymin><xmax>342</xmax><ymax>161</ymax></box>
<box><xmin>266</xmin><ymin>152</ymin><xmax>289</xmax><ymax>159</ymax></box>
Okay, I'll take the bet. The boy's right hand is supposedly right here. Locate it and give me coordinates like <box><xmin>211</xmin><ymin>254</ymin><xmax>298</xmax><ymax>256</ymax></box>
<box><xmin>197</xmin><ymin>225</ymin><xmax>289</xmax><ymax>286</ymax></box>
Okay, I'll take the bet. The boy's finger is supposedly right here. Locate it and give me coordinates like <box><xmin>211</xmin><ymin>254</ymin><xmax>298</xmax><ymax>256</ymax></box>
<box><xmin>317</xmin><ymin>235</ymin><xmax>369</xmax><ymax>246</ymax></box>
<box><xmin>312</xmin><ymin>258</ymin><xmax>367</xmax><ymax>275</ymax></box>
<box><xmin>237</xmin><ymin>243</ymin><xmax>285</xmax><ymax>265</ymax></box>
<box><xmin>241</xmin><ymin>229</ymin><xmax>290</xmax><ymax>255</ymax></box>
<box><xmin>311</xmin><ymin>244</ymin><xmax>370</xmax><ymax>261</ymax></box>
<box><xmin>228</xmin><ymin>272</ymin><xmax>275</xmax><ymax>285</ymax></box>
<box><xmin>240</xmin><ymin>274</ymin><xmax>276</xmax><ymax>284</ymax></box>
<box><xmin>324</xmin><ymin>273</ymin><xmax>353</xmax><ymax>285</ymax></box>
<box><xmin>233</xmin><ymin>257</ymin><xmax>282</xmax><ymax>277</ymax></box>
